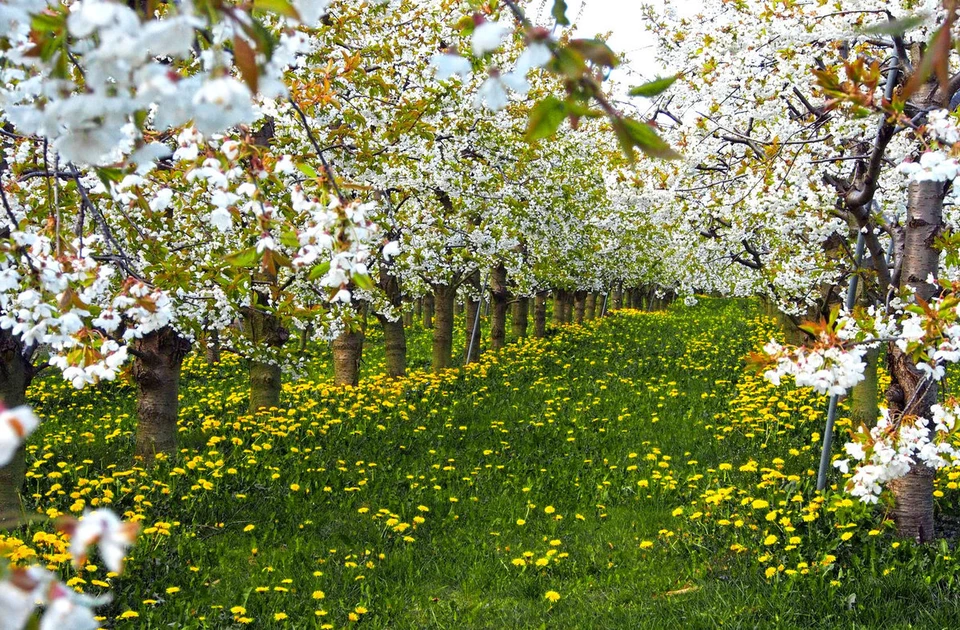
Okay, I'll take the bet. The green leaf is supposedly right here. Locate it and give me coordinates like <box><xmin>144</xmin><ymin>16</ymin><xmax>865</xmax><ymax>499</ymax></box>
<box><xmin>526</xmin><ymin>96</ymin><xmax>566</xmax><ymax>141</ymax></box>
<box><xmin>567</xmin><ymin>39</ymin><xmax>618</xmax><ymax>69</ymax></box>
<box><xmin>628</xmin><ymin>75</ymin><xmax>677</xmax><ymax>98</ymax></box>
<box><xmin>252</xmin><ymin>0</ymin><xmax>300</xmax><ymax>20</ymax></box>
<box><xmin>308</xmin><ymin>261</ymin><xmax>331</xmax><ymax>281</ymax></box>
<box><xmin>353</xmin><ymin>273</ymin><xmax>374</xmax><ymax>291</ymax></box>
<box><xmin>225</xmin><ymin>247</ymin><xmax>260</xmax><ymax>268</ymax></box>
<box><xmin>614</xmin><ymin>118</ymin><xmax>680</xmax><ymax>162</ymax></box>
<box><xmin>552</xmin><ymin>0</ymin><xmax>570</xmax><ymax>26</ymax></box>
<box><xmin>296</xmin><ymin>163</ymin><xmax>319</xmax><ymax>179</ymax></box>
<box><xmin>862</xmin><ymin>13</ymin><xmax>928</xmax><ymax>36</ymax></box>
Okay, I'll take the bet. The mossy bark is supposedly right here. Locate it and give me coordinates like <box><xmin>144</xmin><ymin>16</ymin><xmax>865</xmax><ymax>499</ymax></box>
<box><xmin>133</xmin><ymin>326</ymin><xmax>190</xmax><ymax>461</ymax></box>
<box><xmin>431</xmin><ymin>283</ymin><xmax>456</xmax><ymax>371</ymax></box>
<box><xmin>850</xmin><ymin>347</ymin><xmax>880</xmax><ymax>428</ymax></box>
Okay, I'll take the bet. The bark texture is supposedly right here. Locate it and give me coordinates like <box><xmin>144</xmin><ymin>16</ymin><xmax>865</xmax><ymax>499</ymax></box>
<box><xmin>574</xmin><ymin>291</ymin><xmax>586</xmax><ymax>324</ymax></box>
<box><xmin>423</xmin><ymin>293</ymin><xmax>435</xmax><ymax>329</ymax></box>
<box><xmin>243</xmin><ymin>290</ymin><xmax>290</xmax><ymax>413</ymax></box>
<box><xmin>490</xmin><ymin>264</ymin><xmax>508</xmax><ymax>351</ymax></box>
<box><xmin>0</xmin><ymin>331</ymin><xmax>31</xmax><ymax>527</ymax></box>
<box><xmin>612</xmin><ymin>286</ymin><xmax>623</xmax><ymax>311</ymax></box>
<box><xmin>887</xmin><ymin>180</ymin><xmax>943</xmax><ymax>541</ymax></box>
<box><xmin>534</xmin><ymin>293</ymin><xmax>547</xmax><ymax>338</ymax></box>
<box><xmin>585</xmin><ymin>293</ymin><xmax>597</xmax><ymax>320</ymax></box>
<box><xmin>377</xmin><ymin>265</ymin><xmax>406</xmax><ymax>378</ymax></box>
<box><xmin>133</xmin><ymin>327</ymin><xmax>190</xmax><ymax>461</ymax></box>
<box><xmin>432</xmin><ymin>283</ymin><xmax>456</xmax><ymax>371</ymax></box>
<box><xmin>512</xmin><ymin>296</ymin><xmax>529</xmax><ymax>339</ymax></box>
<box><xmin>205</xmin><ymin>329</ymin><xmax>221</xmax><ymax>365</ymax></box>
<box><xmin>332</xmin><ymin>327</ymin><xmax>364</xmax><ymax>386</ymax></box>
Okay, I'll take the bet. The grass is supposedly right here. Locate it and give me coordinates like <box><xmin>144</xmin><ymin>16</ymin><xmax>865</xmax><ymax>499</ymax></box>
<box><xmin>8</xmin><ymin>298</ymin><xmax>960</xmax><ymax>628</ymax></box>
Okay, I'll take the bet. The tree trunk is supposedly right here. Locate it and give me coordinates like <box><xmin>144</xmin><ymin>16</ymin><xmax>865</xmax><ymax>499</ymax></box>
<box><xmin>585</xmin><ymin>293</ymin><xmax>597</xmax><ymax>320</ymax></box>
<box><xmin>133</xmin><ymin>327</ymin><xmax>190</xmax><ymax>461</ymax></box>
<box><xmin>332</xmin><ymin>327</ymin><xmax>364</xmax><ymax>386</ymax></box>
<box><xmin>248</xmin><ymin>361</ymin><xmax>281</xmax><ymax>411</ymax></box>
<box><xmin>415</xmin><ymin>297</ymin><xmax>422</xmax><ymax>320</ymax></box>
<box><xmin>205</xmin><ymin>329</ymin><xmax>221</xmax><ymax>365</ymax></box>
<box><xmin>377</xmin><ymin>264</ymin><xmax>406</xmax><ymax>378</ymax></box>
<box><xmin>490</xmin><ymin>263</ymin><xmax>508</xmax><ymax>351</ymax></box>
<box><xmin>242</xmin><ymin>290</ymin><xmax>289</xmax><ymax>414</ymax></box>
<box><xmin>423</xmin><ymin>294</ymin><xmax>435</xmax><ymax>329</ymax></box>
<box><xmin>553</xmin><ymin>290</ymin><xmax>564</xmax><ymax>326</ymax></box>
<box><xmin>432</xmin><ymin>283</ymin><xmax>456</xmax><ymax>371</ymax></box>
<box><xmin>512</xmin><ymin>296</ymin><xmax>529</xmax><ymax>339</ymax></box>
<box><xmin>562</xmin><ymin>291</ymin><xmax>575</xmax><ymax>323</ymax></box>
<box><xmin>850</xmin><ymin>347</ymin><xmax>880</xmax><ymax>428</ymax></box>
<box><xmin>612</xmin><ymin>286</ymin><xmax>623</xmax><ymax>311</ymax></box>
<box><xmin>574</xmin><ymin>291</ymin><xmax>586</xmax><ymax>324</ymax></box>
<box><xmin>464</xmin><ymin>270</ymin><xmax>482</xmax><ymax>363</ymax></box>
<box><xmin>0</xmin><ymin>332</ymin><xmax>31</xmax><ymax>527</ymax></box>
<box><xmin>534</xmin><ymin>293</ymin><xmax>547</xmax><ymax>338</ymax></box>
<box><xmin>886</xmin><ymin>179</ymin><xmax>943</xmax><ymax>542</ymax></box>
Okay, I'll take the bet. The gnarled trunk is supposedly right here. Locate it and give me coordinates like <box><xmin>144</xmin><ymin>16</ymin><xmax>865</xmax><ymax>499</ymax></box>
<box><xmin>534</xmin><ymin>293</ymin><xmax>547</xmax><ymax>338</ymax></box>
<box><xmin>134</xmin><ymin>327</ymin><xmax>190</xmax><ymax>461</ymax></box>
<box><xmin>490</xmin><ymin>264</ymin><xmax>508</xmax><ymax>351</ymax></box>
<box><xmin>0</xmin><ymin>332</ymin><xmax>31</xmax><ymax>527</ymax></box>
<box><xmin>886</xmin><ymin>180</ymin><xmax>943</xmax><ymax>541</ymax></box>
<box><xmin>432</xmin><ymin>283</ymin><xmax>456</xmax><ymax>371</ymax></box>
<box><xmin>512</xmin><ymin>296</ymin><xmax>529</xmax><ymax>339</ymax></box>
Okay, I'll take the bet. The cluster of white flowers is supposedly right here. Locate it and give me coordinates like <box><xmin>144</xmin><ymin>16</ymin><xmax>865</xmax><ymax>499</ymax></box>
<box><xmin>762</xmin><ymin>338</ymin><xmax>869</xmax><ymax>396</ymax></box>
<box><xmin>292</xmin><ymin>194</ymin><xmax>397</xmax><ymax>303</ymax></box>
<box><xmin>0</xmin><ymin>232</ymin><xmax>181</xmax><ymax>388</ymax></box>
<box><xmin>0</xmin><ymin>0</ymin><xmax>340</xmax><ymax>166</ymax></box>
<box><xmin>429</xmin><ymin>16</ymin><xmax>553</xmax><ymax>112</ymax></box>
<box><xmin>0</xmin><ymin>508</ymin><xmax>138</xmax><ymax>630</ymax></box>
<box><xmin>835</xmin><ymin>405</ymin><xmax>960</xmax><ymax>503</ymax></box>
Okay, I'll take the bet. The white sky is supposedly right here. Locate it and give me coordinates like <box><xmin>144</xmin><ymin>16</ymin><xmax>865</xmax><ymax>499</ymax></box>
<box><xmin>559</xmin><ymin>0</ymin><xmax>702</xmax><ymax>94</ymax></box>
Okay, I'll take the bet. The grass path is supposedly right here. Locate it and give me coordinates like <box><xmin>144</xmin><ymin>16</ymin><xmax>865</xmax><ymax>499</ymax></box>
<box><xmin>17</xmin><ymin>300</ymin><xmax>960</xmax><ymax>628</ymax></box>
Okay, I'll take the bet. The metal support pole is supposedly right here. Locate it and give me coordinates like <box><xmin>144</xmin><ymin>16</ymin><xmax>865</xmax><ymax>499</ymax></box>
<box><xmin>601</xmin><ymin>290</ymin><xmax>609</xmax><ymax>318</ymax></box>
<box><xmin>466</xmin><ymin>274</ymin><xmax>487</xmax><ymax>364</ymax></box>
<box><xmin>816</xmin><ymin>232</ymin><xmax>865</xmax><ymax>491</ymax></box>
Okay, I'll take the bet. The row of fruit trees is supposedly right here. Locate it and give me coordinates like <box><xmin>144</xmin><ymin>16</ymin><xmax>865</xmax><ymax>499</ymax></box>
<box><xmin>7</xmin><ymin>0</ymin><xmax>960</xmax><ymax>624</ymax></box>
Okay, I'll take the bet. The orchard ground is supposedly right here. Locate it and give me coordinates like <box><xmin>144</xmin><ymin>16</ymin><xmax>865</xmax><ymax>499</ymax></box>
<box><xmin>7</xmin><ymin>299</ymin><xmax>960</xmax><ymax>628</ymax></box>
